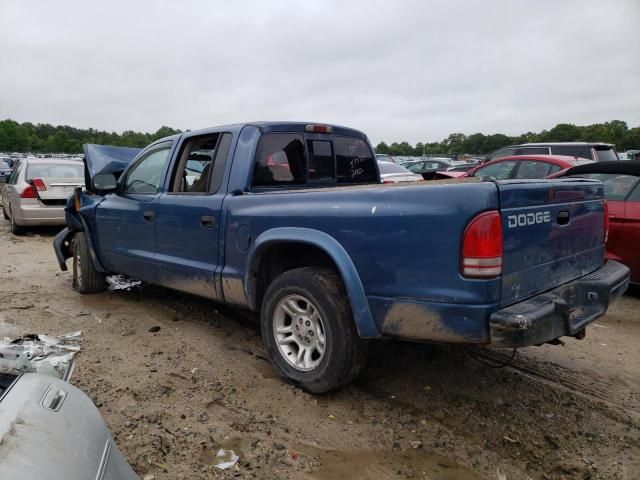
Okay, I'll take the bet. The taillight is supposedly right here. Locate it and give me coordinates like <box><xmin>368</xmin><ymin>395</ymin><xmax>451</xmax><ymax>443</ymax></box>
<box><xmin>20</xmin><ymin>185</ymin><xmax>37</xmax><ymax>198</ymax></box>
<box><xmin>382</xmin><ymin>179</ymin><xmax>394</xmax><ymax>184</ymax></box>
<box><xmin>603</xmin><ymin>200</ymin><xmax>609</xmax><ymax>244</ymax></box>
<box><xmin>305</xmin><ymin>124</ymin><xmax>333</xmax><ymax>134</ymax></box>
<box><xmin>461</xmin><ymin>210</ymin><xmax>503</xmax><ymax>278</ymax></box>
<box><xmin>30</xmin><ymin>178</ymin><xmax>46</xmax><ymax>191</ymax></box>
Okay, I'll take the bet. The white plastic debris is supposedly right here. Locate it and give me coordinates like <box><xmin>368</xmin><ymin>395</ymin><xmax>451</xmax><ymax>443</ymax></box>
<box><xmin>213</xmin><ymin>449</ymin><xmax>239</xmax><ymax>470</ymax></box>
<box><xmin>106</xmin><ymin>275</ymin><xmax>142</xmax><ymax>291</ymax></box>
<box><xmin>0</xmin><ymin>331</ymin><xmax>82</xmax><ymax>380</ymax></box>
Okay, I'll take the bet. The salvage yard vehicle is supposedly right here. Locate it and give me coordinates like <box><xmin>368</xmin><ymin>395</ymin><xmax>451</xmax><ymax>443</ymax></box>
<box><xmin>402</xmin><ymin>159</ymin><xmax>453</xmax><ymax>180</ymax></box>
<box><xmin>54</xmin><ymin>122</ymin><xmax>629</xmax><ymax>393</ymax></box>
<box><xmin>552</xmin><ymin>161</ymin><xmax>640</xmax><ymax>284</ymax></box>
<box><xmin>378</xmin><ymin>160</ymin><xmax>422</xmax><ymax>183</ymax></box>
<box><xmin>0</xmin><ymin>372</ymin><xmax>137</xmax><ymax>479</ymax></box>
<box><xmin>437</xmin><ymin>155</ymin><xmax>592</xmax><ymax>180</ymax></box>
<box><xmin>484</xmin><ymin>142</ymin><xmax>618</xmax><ymax>163</ymax></box>
<box><xmin>1</xmin><ymin>158</ymin><xmax>84</xmax><ymax>234</ymax></box>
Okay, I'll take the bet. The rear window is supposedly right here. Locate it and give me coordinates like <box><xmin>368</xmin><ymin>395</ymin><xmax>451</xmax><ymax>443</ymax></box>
<box><xmin>335</xmin><ymin>136</ymin><xmax>377</xmax><ymax>184</ymax></box>
<box><xmin>594</xmin><ymin>147</ymin><xmax>618</xmax><ymax>162</ymax></box>
<box><xmin>472</xmin><ymin>160</ymin><xmax>517</xmax><ymax>180</ymax></box>
<box><xmin>26</xmin><ymin>163</ymin><xmax>83</xmax><ymax>180</ymax></box>
<box><xmin>514</xmin><ymin>161</ymin><xmax>554</xmax><ymax>179</ymax></box>
<box><xmin>252</xmin><ymin>133</ymin><xmax>376</xmax><ymax>187</ymax></box>
<box><xmin>570</xmin><ymin>173</ymin><xmax>640</xmax><ymax>201</ymax></box>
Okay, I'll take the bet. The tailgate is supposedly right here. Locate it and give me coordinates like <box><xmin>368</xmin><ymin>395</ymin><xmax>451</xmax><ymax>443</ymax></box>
<box><xmin>498</xmin><ymin>179</ymin><xmax>605</xmax><ymax>307</ymax></box>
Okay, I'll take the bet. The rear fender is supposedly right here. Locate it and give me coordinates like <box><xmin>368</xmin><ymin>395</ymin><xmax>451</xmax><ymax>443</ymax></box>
<box><xmin>246</xmin><ymin>227</ymin><xmax>380</xmax><ymax>338</ymax></box>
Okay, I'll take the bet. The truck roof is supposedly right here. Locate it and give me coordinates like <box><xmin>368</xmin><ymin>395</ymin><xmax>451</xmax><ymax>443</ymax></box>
<box><xmin>156</xmin><ymin>122</ymin><xmax>368</xmax><ymax>144</ymax></box>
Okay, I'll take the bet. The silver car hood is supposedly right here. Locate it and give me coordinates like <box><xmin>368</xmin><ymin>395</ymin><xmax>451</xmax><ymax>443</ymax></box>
<box><xmin>0</xmin><ymin>373</ymin><xmax>138</xmax><ymax>479</ymax></box>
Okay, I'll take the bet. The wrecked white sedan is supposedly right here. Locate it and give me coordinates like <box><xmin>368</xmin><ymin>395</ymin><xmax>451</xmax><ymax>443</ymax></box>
<box><xmin>0</xmin><ymin>333</ymin><xmax>137</xmax><ymax>479</ymax></box>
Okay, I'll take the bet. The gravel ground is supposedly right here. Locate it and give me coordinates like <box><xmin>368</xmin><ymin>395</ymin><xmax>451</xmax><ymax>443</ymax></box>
<box><xmin>0</xmin><ymin>223</ymin><xmax>639</xmax><ymax>479</ymax></box>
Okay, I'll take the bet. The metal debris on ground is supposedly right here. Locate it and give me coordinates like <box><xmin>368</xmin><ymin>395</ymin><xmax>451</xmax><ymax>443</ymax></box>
<box><xmin>213</xmin><ymin>449</ymin><xmax>239</xmax><ymax>470</ymax></box>
<box><xmin>0</xmin><ymin>331</ymin><xmax>82</xmax><ymax>380</ymax></box>
<box><xmin>106</xmin><ymin>275</ymin><xmax>142</xmax><ymax>291</ymax></box>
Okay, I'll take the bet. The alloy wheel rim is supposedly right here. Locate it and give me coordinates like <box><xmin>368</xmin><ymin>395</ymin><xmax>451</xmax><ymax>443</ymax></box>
<box><xmin>273</xmin><ymin>294</ymin><xmax>326</xmax><ymax>372</ymax></box>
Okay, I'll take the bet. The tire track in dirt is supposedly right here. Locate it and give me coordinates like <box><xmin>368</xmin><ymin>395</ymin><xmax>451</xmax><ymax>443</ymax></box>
<box><xmin>471</xmin><ymin>347</ymin><xmax>640</xmax><ymax>414</ymax></box>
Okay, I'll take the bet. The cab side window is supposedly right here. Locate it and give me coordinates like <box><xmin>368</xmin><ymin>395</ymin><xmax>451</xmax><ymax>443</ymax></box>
<box><xmin>122</xmin><ymin>144</ymin><xmax>172</xmax><ymax>194</ymax></box>
<box><xmin>551</xmin><ymin>146</ymin><xmax>593</xmax><ymax>160</ymax></box>
<box><xmin>171</xmin><ymin>134</ymin><xmax>219</xmax><ymax>193</ymax></box>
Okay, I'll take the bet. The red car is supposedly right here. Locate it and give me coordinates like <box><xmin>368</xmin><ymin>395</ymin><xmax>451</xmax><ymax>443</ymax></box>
<box><xmin>437</xmin><ymin>155</ymin><xmax>593</xmax><ymax>180</ymax></box>
<box><xmin>553</xmin><ymin>161</ymin><xmax>640</xmax><ymax>284</ymax></box>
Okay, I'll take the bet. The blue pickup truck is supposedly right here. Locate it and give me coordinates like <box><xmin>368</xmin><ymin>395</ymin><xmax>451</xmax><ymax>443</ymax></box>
<box><xmin>53</xmin><ymin>122</ymin><xmax>629</xmax><ymax>393</ymax></box>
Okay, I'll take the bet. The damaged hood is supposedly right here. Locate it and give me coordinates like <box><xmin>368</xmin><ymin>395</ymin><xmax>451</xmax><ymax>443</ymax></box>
<box><xmin>0</xmin><ymin>331</ymin><xmax>83</xmax><ymax>381</ymax></box>
<box><xmin>83</xmin><ymin>144</ymin><xmax>142</xmax><ymax>186</ymax></box>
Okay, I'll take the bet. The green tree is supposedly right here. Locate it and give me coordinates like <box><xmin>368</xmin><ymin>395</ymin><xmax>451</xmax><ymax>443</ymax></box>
<box><xmin>375</xmin><ymin>141</ymin><xmax>390</xmax><ymax>154</ymax></box>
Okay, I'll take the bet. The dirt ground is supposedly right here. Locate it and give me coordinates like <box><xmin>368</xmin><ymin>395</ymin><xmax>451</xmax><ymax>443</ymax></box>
<box><xmin>0</xmin><ymin>222</ymin><xmax>639</xmax><ymax>480</ymax></box>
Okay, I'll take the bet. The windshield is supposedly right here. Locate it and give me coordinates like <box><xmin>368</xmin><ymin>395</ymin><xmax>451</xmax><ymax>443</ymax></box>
<box><xmin>378</xmin><ymin>162</ymin><xmax>411</xmax><ymax>174</ymax></box>
<box><xmin>0</xmin><ymin>161</ymin><xmax>10</xmax><ymax>169</ymax></box>
<box><xmin>26</xmin><ymin>162</ymin><xmax>84</xmax><ymax>180</ymax></box>
<box><xmin>570</xmin><ymin>173</ymin><xmax>639</xmax><ymax>200</ymax></box>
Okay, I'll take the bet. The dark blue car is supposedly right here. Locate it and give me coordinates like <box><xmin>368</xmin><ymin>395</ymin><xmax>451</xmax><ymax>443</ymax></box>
<box><xmin>54</xmin><ymin>122</ymin><xmax>629</xmax><ymax>393</ymax></box>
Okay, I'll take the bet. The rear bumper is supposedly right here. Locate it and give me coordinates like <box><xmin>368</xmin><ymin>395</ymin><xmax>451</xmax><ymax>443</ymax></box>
<box><xmin>490</xmin><ymin>260</ymin><xmax>630</xmax><ymax>347</ymax></box>
<box><xmin>13</xmin><ymin>202</ymin><xmax>65</xmax><ymax>225</ymax></box>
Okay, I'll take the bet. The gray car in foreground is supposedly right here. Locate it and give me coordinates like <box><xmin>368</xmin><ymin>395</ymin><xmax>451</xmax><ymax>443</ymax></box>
<box><xmin>0</xmin><ymin>372</ymin><xmax>137</xmax><ymax>479</ymax></box>
<box><xmin>1</xmin><ymin>158</ymin><xmax>84</xmax><ymax>234</ymax></box>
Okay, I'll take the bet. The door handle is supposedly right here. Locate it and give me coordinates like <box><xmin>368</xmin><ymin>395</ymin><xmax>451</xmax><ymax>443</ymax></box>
<box><xmin>200</xmin><ymin>215</ymin><xmax>216</xmax><ymax>228</ymax></box>
<box><xmin>143</xmin><ymin>210</ymin><xmax>155</xmax><ymax>222</ymax></box>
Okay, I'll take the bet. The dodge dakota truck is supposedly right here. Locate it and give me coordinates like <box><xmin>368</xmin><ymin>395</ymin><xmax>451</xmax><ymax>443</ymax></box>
<box><xmin>53</xmin><ymin>122</ymin><xmax>630</xmax><ymax>393</ymax></box>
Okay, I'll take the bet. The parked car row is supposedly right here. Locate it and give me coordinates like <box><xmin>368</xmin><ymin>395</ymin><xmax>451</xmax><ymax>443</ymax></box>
<box><xmin>482</xmin><ymin>142</ymin><xmax>618</xmax><ymax>163</ymax></box>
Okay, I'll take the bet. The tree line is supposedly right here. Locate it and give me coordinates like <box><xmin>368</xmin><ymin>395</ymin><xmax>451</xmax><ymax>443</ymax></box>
<box><xmin>1</xmin><ymin>118</ymin><xmax>638</xmax><ymax>156</ymax></box>
<box><xmin>375</xmin><ymin>120</ymin><xmax>640</xmax><ymax>156</ymax></box>
<box><xmin>0</xmin><ymin>119</ymin><xmax>182</xmax><ymax>153</ymax></box>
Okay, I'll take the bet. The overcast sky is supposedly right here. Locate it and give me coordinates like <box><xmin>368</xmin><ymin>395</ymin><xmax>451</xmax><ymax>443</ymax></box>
<box><xmin>1</xmin><ymin>0</ymin><xmax>639</xmax><ymax>144</ymax></box>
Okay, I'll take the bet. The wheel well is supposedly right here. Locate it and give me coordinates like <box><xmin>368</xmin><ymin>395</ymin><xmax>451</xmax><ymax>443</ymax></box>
<box><xmin>251</xmin><ymin>243</ymin><xmax>340</xmax><ymax>311</ymax></box>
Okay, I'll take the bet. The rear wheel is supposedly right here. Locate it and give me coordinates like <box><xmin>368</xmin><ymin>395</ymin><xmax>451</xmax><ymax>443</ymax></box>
<box><xmin>72</xmin><ymin>231</ymin><xmax>105</xmax><ymax>293</ymax></box>
<box><xmin>261</xmin><ymin>267</ymin><xmax>367</xmax><ymax>394</ymax></box>
<box><xmin>9</xmin><ymin>208</ymin><xmax>24</xmax><ymax>235</ymax></box>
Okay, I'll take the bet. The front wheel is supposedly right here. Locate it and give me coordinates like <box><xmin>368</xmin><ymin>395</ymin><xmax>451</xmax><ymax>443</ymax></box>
<box><xmin>261</xmin><ymin>267</ymin><xmax>367</xmax><ymax>394</ymax></box>
<box><xmin>72</xmin><ymin>231</ymin><xmax>105</xmax><ymax>293</ymax></box>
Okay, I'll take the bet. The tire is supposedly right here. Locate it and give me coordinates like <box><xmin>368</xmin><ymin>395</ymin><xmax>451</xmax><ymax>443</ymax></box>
<box><xmin>2</xmin><ymin>205</ymin><xmax>8</xmax><ymax>220</ymax></box>
<box><xmin>261</xmin><ymin>267</ymin><xmax>367</xmax><ymax>394</ymax></box>
<box><xmin>72</xmin><ymin>231</ymin><xmax>105</xmax><ymax>293</ymax></box>
<box><xmin>9</xmin><ymin>208</ymin><xmax>24</xmax><ymax>235</ymax></box>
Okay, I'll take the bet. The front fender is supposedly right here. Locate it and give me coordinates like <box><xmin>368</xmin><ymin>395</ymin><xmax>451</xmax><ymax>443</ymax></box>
<box><xmin>246</xmin><ymin>227</ymin><xmax>380</xmax><ymax>338</ymax></box>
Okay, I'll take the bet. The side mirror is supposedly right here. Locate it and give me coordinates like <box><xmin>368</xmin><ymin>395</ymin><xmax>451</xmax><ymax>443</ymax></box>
<box><xmin>92</xmin><ymin>173</ymin><xmax>118</xmax><ymax>192</ymax></box>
